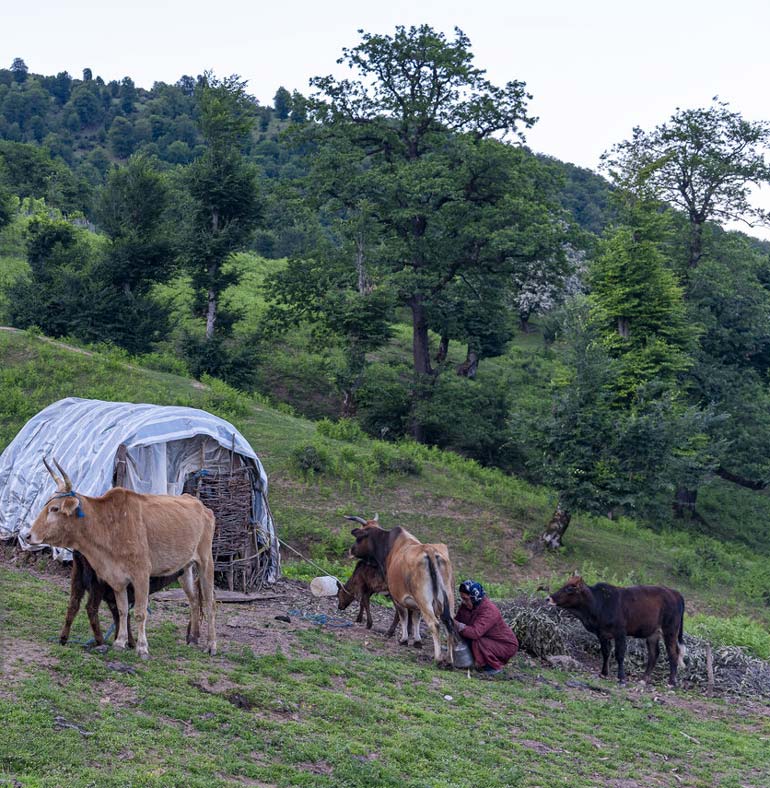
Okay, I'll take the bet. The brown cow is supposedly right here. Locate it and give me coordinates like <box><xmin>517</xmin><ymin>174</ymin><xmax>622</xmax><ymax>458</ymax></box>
<box><xmin>28</xmin><ymin>458</ymin><xmax>217</xmax><ymax>660</ymax></box>
<box><xmin>59</xmin><ymin>550</ymin><xmax>181</xmax><ymax>648</ymax></box>
<box><xmin>547</xmin><ymin>574</ymin><xmax>686</xmax><ymax>686</ymax></box>
<box><xmin>335</xmin><ymin>559</ymin><xmax>401</xmax><ymax>636</ymax></box>
<box><xmin>345</xmin><ymin>514</ymin><xmax>455</xmax><ymax>665</ymax></box>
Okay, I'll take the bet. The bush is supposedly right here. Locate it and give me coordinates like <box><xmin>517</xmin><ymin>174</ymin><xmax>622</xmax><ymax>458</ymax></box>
<box><xmin>291</xmin><ymin>443</ymin><xmax>330</xmax><ymax>474</ymax></box>
<box><xmin>372</xmin><ymin>445</ymin><xmax>421</xmax><ymax>476</ymax></box>
<box><xmin>316</xmin><ymin>417</ymin><xmax>367</xmax><ymax>443</ymax></box>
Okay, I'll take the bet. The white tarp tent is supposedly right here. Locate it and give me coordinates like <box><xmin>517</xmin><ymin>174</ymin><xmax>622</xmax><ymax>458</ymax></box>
<box><xmin>0</xmin><ymin>397</ymin><xmax>280</xmax><ymax>584</ymax></box>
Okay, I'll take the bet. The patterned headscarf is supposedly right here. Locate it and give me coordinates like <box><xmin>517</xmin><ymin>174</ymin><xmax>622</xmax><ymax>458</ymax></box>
<box><xmin>459</xmin><ymin>580</ymin><xmax>485</xmax><ymax>607</ymax></box>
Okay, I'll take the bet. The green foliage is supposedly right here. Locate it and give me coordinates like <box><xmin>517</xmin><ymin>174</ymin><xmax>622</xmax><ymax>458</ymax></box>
<box><xmin>316</xmin><ymin>417</ymin><xmax>367</xmax><ymax>443</ymax></box>
<box><xmin>588</xmin><ymin>203</ymin><xmax>697</xmax><ymax>400</ymax></box>
<box><xmin>689</xmin><ymin>614</ymin><xmax>770</xmax><ymax>660</ymax></box>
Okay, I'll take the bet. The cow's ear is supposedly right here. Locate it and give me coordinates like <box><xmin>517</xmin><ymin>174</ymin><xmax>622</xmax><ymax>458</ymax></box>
<box><xmin>60</xmin><ymin>496</ymin><xmax>80</xmax><ymax>518</ymax></box>
<box><xmin>351</xmin><ymin>527</ymin><xmax>361</xmax><ymax>537</ymax></box>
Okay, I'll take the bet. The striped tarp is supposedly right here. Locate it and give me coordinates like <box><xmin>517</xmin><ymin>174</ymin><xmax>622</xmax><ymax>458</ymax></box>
<box><xmin>0</xmin><ymin>397</ymin><xmax>279</xmax><ymax>582</ymax></box>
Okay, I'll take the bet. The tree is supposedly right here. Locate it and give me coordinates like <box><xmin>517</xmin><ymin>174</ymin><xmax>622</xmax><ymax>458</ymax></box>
<box><xmin>273</xmin><ymin>86</ymin><xmax>291</xmax><ymax>120</ymax></box>
<box><xmin>308</xmin><ymin>25</ymin><xmax>564</xmax><ymax>439</ymax></box>
<box><xmin>10</xmin><ymin>58</ymin><xmax>28</xmax><ymax>84</ymax></box>
<box><xmin>181</xmin><ymin>73</ymin><xmax>261</xmax><ymax>343</ymax></box>
<box><xmin>601</xmin><ymin>99</ymin><xmax>770</xmax><ymax>272</ymax></box>
<box><xmin>89</xmin><ymin>156</ymin><xmax>176</xmax><ymax>351</ymax></box>
<box><xmin>527</xmin><ymin>299</ymin><xmax>715</xmax><ymax>549</ymax></box>
<box><xmin>588</xmin><ymin>201</ymin><xmax>697</xmax><ymax>401</ymax></box>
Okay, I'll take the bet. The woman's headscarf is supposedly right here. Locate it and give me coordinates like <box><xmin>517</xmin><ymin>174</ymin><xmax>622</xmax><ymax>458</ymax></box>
<box><xmin>459</xmin><ymin>579</ymin><xmax>486</xmax><ymax>607</ymax></box>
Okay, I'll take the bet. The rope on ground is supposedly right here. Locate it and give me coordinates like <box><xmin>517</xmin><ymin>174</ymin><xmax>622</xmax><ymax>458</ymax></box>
<box><xmin>277</xmin><ymin>537</ymin><xmax>346</xmax><ymax>588</ymax></box>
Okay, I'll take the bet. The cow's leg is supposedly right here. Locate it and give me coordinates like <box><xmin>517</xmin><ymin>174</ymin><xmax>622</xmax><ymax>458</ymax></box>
<box><xmin>643</xmin><ymin>634</ymin><xmax>660</xmax><ymax>683</ymax></box>
<box><xmin>425</xmin><ymin>616</ymin><xmax>443</xmax><ymax>663</ymax></box>
<box><xmin>60</xmin><ymin>561</ymin><xmax>87</xmax><ymax>645</ymax></box>
<box><xmin>363</xmin><ymin>593</ymin><xmax>373</xmax><ymax>629</ymax></box>
<box><xmin>131</xmin><ymin>576</ymin><xmax>151</xmax><ymax>660</ymax></box>
<box><xmin>103</xmin><ymin>590</ymin><xmax>135</xmax><ymax>648</ymax></box>
<box><xmin>411</xmin><ymin>611</ymin><xmax>423</xmax><ymax>648</ymax></box>
<box><xmin>615</xmin><ymin>635</ymin><xmax>628</xmax><ymax>685</ymax></box>
<box><xmin>84</xmin><ymin>584</ymin><xmax>107</xmax><ymax>646</ymax></box>
<box><xmin>113</xmin><ymin>585</ymin><xmax>131</xmax><ymax>650</ymax></box>
<box><xmin>181</xmin><ymin>564</ymin><xmax>201</xmax><ymax>645</ymax></box>
<box><xmin>396</xmin><ymin>604</ymin><xmax>410</xmax><ymax>645</ymax></box>
<box><xmin>598</xmin><ymin>637</ymin><xmax>611</xmax><ymax>678</ymax></box>
<box><xmin>198</xmin><ymin>553</ymin><xmax>217</xmax><ymax>656</ymax></box>
<box><xmin>385</xmin><ymin>609</ymin><xmax>400</xmax><ymax>638</ymax></box>
<box><xmin>663</xmin><ymin>629</ymin><xmax>680</xmax><ymax>687</ymax></box>
<box><xmin>355</xmin><ymin>600</ymin><xmax>364</xmax><ymax>624</ymax></box>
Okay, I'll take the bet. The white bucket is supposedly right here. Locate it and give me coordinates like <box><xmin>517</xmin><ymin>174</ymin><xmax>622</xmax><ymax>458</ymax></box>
<box><xmin>310</xmin><ymin>576</ymin><xmax>341</xmax><ymax>597</ymax></box>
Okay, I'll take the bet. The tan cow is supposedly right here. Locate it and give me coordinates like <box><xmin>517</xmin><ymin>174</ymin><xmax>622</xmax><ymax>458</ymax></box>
<box><xmin>346</xmin><ymin>514</ymin><xmax>455</xmax><ymax>665</ymax></box>
<box><xmin>28</xmin><ymin>458</ymin><xmax>217</xmax><ymax>659</ymax></box>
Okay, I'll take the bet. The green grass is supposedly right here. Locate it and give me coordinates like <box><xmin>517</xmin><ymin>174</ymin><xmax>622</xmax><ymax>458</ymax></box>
<box><xmin>3</xmin><ymin>331</ymin><xmax>770</xmax><ymax>785</ymax></box>
<box><xmin>1</xmin><ymin>567</ymin><xmax>769</xmax><ymax>788</ymax></box>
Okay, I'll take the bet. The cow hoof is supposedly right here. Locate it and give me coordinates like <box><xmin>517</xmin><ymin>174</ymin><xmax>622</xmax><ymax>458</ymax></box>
<box><xmin>114</xmin><ymin>640</ymin><xmax>127</xmax><ymax>650</ymax></box>
<box><xmin>412</xmin><ymin>641</ymin><xmax>423</xmax><ymax>649</ymax></box>
<box><xmin>398</xmin><ymin>639</ymin><xmax>409</xmax><ymax>646</ymax></box>
<box><xmin>138</xmin><ymin>651</ymin><xmax>150</xmax><ymax>661</ymax></box>
<box><xmin>187</xmin><ymin>636</ymin><xmax>199</xmax><ymax>646</ymax></box>
<box><xmin>59</xmin><ymin>637</ymin><xmax>68</xmax><ymax>646</ymax></box>
<box><xmin>618</xmin><ymin>680</ymin><xmax>627</xmax><ymax>688</ymax></box>
<box><xmin>208</xmin><ymin>644</ymin><xmax>217</xmax><ymax>656</ymax></box>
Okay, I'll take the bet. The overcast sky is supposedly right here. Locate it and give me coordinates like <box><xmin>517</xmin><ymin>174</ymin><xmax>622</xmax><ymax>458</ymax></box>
<box><xmin>6</xmin><ymin>0</ymin><xmax>770</xmax><ymax>237</ymax></box>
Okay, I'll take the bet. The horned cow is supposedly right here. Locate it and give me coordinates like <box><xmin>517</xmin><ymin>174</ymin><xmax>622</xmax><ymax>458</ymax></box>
<box><xmin>346</xmin><ymin>514</ymin><xmax>455</xmax><ymax>666</ymax></box>
<box><xmin>28</xmin><ymin>458</ymin><xmax>217</xmax><ymax>659</ymax></box>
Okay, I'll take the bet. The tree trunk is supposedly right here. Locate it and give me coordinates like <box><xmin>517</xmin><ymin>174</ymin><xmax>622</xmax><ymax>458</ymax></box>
<box><xmin>456</xmin><ymin>348</ymin><xmax>479</xmax><ymax>379</ymax></box>
<box><xmin>205</xmin><ymin>286</ymin><xmax>217</xmax><ymax>340</ymax></box>
<box><xmin>673</xmin><ymin>486</ymin><xmax>698</xmax><ymax>518</ymax></box>
<box><xmin>688</xmin><ymin>220</ymin><xmax>704</xmax><ymax>269</ymax></box>
<box><xmin>435</xmin><ymin>333</ymin><xmax>449</xmax><ymax>364</ymax></box>
<box><xmin>617</xmin><ymin>317</ymin><xmax>630</xmax><ymax>338</ymax></box>
<box><xmin>540</xmin><ymin>504</ymin><xmax>571</xmax><ymax>550</ymax></box>
<box><xmin>409</xmin><ymin>297</ymin><xmax>432</xmax><ymax>378</ymax></box>
<box><xmin>519</xmin><ymin>314</ymin><xmax>531</xmax><ymax>334</ymax></box>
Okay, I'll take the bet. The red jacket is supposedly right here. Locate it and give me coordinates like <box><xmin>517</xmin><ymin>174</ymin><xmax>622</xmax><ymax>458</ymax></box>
<box><xmin>455</xmin><ymin>596</ymin><xmax>519</xmax><ymax>670</ymax></box>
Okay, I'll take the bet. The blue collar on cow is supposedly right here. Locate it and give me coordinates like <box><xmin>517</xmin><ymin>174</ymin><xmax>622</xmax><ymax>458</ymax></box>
<box><xmin>53</xmin><ymin>491</ymin><xmax>85</xmax><ymax>518</ymax></box>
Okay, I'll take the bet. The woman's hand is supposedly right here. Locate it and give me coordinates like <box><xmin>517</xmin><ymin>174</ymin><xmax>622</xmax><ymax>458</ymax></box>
<box><xmin>455</xmin><ymin>621</ymin><xmax>466</xmax><ymax>632</ymax></box>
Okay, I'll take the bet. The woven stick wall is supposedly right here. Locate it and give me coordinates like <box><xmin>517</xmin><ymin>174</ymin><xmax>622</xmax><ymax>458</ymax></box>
<box><xmin>184</xmin><ymin>467</ymin><xmax>270</xmax><ymax>592</ymax></box>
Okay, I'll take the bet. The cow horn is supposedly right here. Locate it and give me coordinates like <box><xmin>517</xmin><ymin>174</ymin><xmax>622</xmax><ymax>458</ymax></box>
<box><xmin>42</xmin><ymin>456</ymin><xmax>61</xmax><ymax>485</ymax></box>
<box><xmin>373</xmin><ymin>512</ymin><xmax>379</xmax><ymax>522</ymax></box>
<box><xmin>53</xmin><ymin>458</ymin><xmax>73</xmax><ymax>492</ymax></box>
<box><xmin>343</xmin><ymin>515</ymin><xmax>369</xmax><ymax>525</ymax></box>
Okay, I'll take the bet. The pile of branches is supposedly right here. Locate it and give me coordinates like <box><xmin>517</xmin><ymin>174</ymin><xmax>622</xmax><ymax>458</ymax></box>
<box><xmin>499</xmin><ymin>597</ymin><xmax>770</xmax><ymax>698</ymax></box>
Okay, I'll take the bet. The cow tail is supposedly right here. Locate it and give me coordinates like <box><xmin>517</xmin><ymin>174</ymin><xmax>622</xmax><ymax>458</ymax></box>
<box><xmin>677</xmin><ymin>595</ymin><xmax>686</xmax><ymax>667</ymax></box>
<box><xmin>427</xmin><ymin>553</ymin><xmax>454</xmax><ymax>636</ymax></box>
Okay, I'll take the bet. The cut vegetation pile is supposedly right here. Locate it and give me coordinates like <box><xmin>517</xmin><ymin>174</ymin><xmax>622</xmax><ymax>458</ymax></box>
<box><xmin>501</xmin><ymin>597</ymin><xmax>770</xmax><ymax>698</ymax></box>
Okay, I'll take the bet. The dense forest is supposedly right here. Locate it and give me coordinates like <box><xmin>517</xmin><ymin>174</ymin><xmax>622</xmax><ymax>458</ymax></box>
<box><xmin>2</xmin><ymin>26</ymin><xmax>770</xmax><ymax>550</ymax></box>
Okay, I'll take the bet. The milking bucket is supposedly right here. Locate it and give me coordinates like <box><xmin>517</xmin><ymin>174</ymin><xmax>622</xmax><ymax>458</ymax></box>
<box><xmin>310</xmin><ymin>575</ymin><xmax>340</xmax><ymax>596</ymax></box>
<box><xmin>452</xmin><ymin>636</ymin><xmax>474</xmax><ymax>668</ymax></box>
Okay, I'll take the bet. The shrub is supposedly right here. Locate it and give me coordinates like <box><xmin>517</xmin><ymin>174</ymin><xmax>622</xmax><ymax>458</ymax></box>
<box><xmin>291</xmin><ymin>443</ymin><xmax>330</xmax><ymax>474</ymax></box>
<box><xmin>316</xmin><ymin>417</ymin><xmax>367</xmax><ymax>443</ymax></box>
<box><xmin>688</xmin><ymin>614</ymin><xmax>770</xmax><ymax>660</ymax></box>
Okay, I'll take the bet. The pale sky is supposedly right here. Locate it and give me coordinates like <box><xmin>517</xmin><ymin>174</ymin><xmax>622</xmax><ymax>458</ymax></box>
<box><xmin>5</xmin><ymin>0</ymin><xmax>770</xmax><ymax>237</ymax></box>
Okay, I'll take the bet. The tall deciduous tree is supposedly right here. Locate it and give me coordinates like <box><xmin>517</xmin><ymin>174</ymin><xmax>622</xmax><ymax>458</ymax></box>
<box><xmin>182</xmin><ymin>73</ymin><xmax>261</xmax><ymax>342</ymax></box>
<box><xmin>601</xmin><ymin>99</ymin><xmax>770</xmax><ymax>272</ymax></box>
<box><xmin>308</xmin><ymin>25</ymin><xmax>563</xmax><ymax>439</ymax></box>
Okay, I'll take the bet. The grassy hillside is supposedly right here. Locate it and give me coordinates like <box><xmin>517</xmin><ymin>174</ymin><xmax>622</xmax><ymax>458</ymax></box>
<box><xmin>2</xmin><ymin>329</ymin><xmax>770</xmax><ymax>787</ymax></box>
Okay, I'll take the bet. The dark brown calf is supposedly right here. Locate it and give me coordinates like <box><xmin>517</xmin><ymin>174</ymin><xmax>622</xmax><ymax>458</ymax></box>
<box><xmin>336</xmin><ymin>560</ymin><xmax>401</xmax><ymax>637</ymax></box>
<box><xmin>547</xmin><ymin>575</ymin><xmax>686</xmax><ymax>686</ymax></box>
<box><xmin>60</xmin><ymin>551</ymin><xmax>181</xmax><ymax>648</ymax></box>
